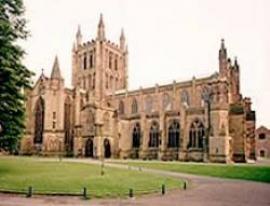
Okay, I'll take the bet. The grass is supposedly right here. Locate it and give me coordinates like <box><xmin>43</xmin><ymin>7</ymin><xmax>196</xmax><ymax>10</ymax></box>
<box><xmin>111</xmin><ymin>160</ymin><xmax>270</xmax><ymax>183</ymax></box>
<box><xmin>0</xmin><ymin>156</ymin><xmax>182</xmax><ymax>197</ymax></box>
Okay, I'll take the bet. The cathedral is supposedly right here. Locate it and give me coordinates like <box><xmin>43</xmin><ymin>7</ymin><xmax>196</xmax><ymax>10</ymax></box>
<box><xmin>21</xmin><ymin>15</ymin><xmax>256</xmax><ymax>163</ymax></box>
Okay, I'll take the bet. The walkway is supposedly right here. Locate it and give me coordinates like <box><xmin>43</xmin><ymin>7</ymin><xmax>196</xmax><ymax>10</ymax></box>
<box><xmin>0</xmin><ymin>158</ymin><xmax>270</xmax><ymax>206</ymax></box>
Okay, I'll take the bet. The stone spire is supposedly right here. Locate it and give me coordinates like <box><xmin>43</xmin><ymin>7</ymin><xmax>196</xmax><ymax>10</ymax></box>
<box><xmin>51</xmin><ymin>55</ymin><xmax>62</xmax><ymax>79</ymax></box>
<box><xmin>218</xmin><ymin>38</ymin><xmax>229</xmax><ymax>78</ymax></box>
<box><xmin>234</xmin><ymin>56</ymin><xmax>239</xmax><ymax>70</ymax></box>
<box><xmin>97</xmin><ymin>13</ymin><xmax>105</xmax><ymax>41</ymax></box>
<box><xmin>219</xmin><ymin>38</ymin><xmax>227</xmax><ymax>59</ymax></box>
<box><xmin>120</xmin><ymin>28</ymin><xmax>125</xmax><ymax>50</ymax></box>
<box><xmin>76</xmin><ymin>25</ymin><xmax>82</xmax><ymax>46</ymax></box>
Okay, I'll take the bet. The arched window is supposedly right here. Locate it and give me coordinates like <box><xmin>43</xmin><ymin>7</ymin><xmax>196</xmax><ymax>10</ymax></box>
<box><xmin>201</xmin><ymin>86</ymin><xmax>210</xmax><ymax>106</ymax></box>
<box><xmin>83</xmin><ymin>54</ymin><xmax>87</xmax><ymax>70</ymax></box>
<box><xmin>114</xmin><ymin>58</ymin><xmax>118</xmax><ymax>70</ymax></box>
<box><xmin>145</xmin><ymin>96</ymin><xmax>153</xmax><ymax>113</ymax></box>
<box><xmin>34</xmin><ymin>97</ymin><xmax>45</xmax><ymax>144</ymax></box>
<box><xmin>181</xmin><ymin>90</ymin><xmax>190</xmax><ymax>107</ymax></box>
<box><xmin>109</xmin><ymin>53</ymin><xmax>112</xmax><ymax>69</ymax></box>
<box><xmin>163</xmin><ymin>93</ymin><xmax>172</xmax><ymax>111</ymax></box>
<box><xmin>132</xmin><ymin>123</ymin><xmax>141</xmax><ymax>148</ymax></box>
<box><xmin>168</xmin><ymin>120</ymin><xmax>180</xmax><ymax>148</ymax></box>
<box><xmin>188</xmin><ymin>119</ymin><xmax>205</xmax><ymax>149</ymax></box>
<box><xmin>119</xmin><ymin>100</ymin><xmax>125</xmax><ymax>115</ymax></box>
<box><xmin>131</xmin><ymin>98</ymin><xmax>138</xmax><ymax>114</ymax></box>
<box><xmin>89</xmin><ymin>54</ymin><xmax>93</xmax><ymax>68</ymax></box>
<box><xmin>149</xmin><ymin>121</ymin><xmax>159</xmax><ymax>148</ymax></box>
<box><xmin>64</xmin><ymin>96</ymin><xmax>73</xmax><ymax>152</ymax></box>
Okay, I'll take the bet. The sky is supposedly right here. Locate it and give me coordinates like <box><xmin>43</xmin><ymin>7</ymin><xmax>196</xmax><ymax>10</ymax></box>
<box><xmin>21</xmin><ymin>0</ymin><xmax>270</xmax><ymax>128</ymax></box>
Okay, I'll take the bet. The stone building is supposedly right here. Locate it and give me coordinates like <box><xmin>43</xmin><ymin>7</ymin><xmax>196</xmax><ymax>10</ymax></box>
<box><xmin>20</xmin><ymin>15</ymin><xmax>256</xmax><ymax>163</ymax></box>
<box><xmin>256</xmin><ymin>126</ymin><xmax>270</xmax><ymax>158</ymax></box>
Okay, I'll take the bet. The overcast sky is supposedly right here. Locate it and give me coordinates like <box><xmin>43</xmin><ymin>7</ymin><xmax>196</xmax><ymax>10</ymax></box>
<box><xmin>22</xmin><ymin>0</ymin><xmax>270</xmax><ymax>128</ymax></box>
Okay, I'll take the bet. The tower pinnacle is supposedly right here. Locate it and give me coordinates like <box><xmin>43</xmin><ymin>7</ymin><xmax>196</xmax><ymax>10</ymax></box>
<box><xmin>97</xmin><ymin>13</ymin><xmax>105</xmax><ymax>41</ymax></box>
<box><xmin>51</xmin><ymin>55</ymin><xmax>62</xmax><ymax>79</ymax></box>
<box><xmin>76</xmin><ymin>25</ymin><xmax>82</xmax><ymax>46</ymax></box>
<box><xmin>120</xmin><ymin>28</ymin><xmax>125</xmax><ymax>50</ymax></box>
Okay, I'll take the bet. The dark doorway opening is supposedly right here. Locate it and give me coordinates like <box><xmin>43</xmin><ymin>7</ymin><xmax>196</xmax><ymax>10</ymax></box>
<box><xmin>85</xmin><ymin>138</ymin><xmax>94</xmax><ymax>157</ymax></box>
<box><xmin>104</xmin><ymin>139</ymin><xmax>111</xmax><ymax>158</ymax></box>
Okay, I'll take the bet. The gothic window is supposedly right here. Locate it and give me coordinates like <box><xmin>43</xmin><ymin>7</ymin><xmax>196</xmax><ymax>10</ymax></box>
<box><xmin>132</xmin><ymin>123</ymin><xmax>141</xmax><ymax>148</ymax></box>
<box><xmin>53</xmin><ymin>112</ymin><xmax>56</xmax><ymax>119</ymax></box>
<box><xmin>109</xmin><ymin>53</ymin><xmax>112</xmax><ymax>69</ymax></box>
<box><xmin>52</xmin><ymin>121</ymin><xmax>56</xmax><ymax>129</ymax></box>
<box><xmin>188</xmin><ymin>119</ymin><xmax>205</xmax><ymax>149</ymax></box>
<box><xmin>114</xmin><ymin>58</ymin><xmax>118</xmax><ymax>70</ymax></box>
<box><xmin>83</xmin><ymin>54</ymin><xmax>87</xmax><ymax>70</ymax></box>
<box><xmin>149</xmin><ymin>121</ymin><xmax>159</xmax><ymax>148</ymax></box>
<box><xmin>201</xmin><ymin>86</ymin><xmax>210</xmax><ymax>106</ymax></box>
<box><xmin>89</xmin><ymin>54</ymin><xmax>93</xmax><ymax>68</ymax></box>
<box><xmin>145</xmin><ymin>96</ymin><xmax>153</xmax><ymax>113</ymax></box>
<box><xmin>163</xmin><ymin>93</ymin><xmax>172</xmax><ymax>111</ymax></box>
<box><xmin>34</xmin><ymin>97</ymin><xmax>45</xmax><ymax>144</ymax></box>
<box><xmin>119</xmin><ymin>100</ymin><xmax>125</xmax><ymax>115</ymax></box>
<box><xmin>64</xmin><ymin>97</ymin><xmax>72</xmax><ymax>151</ymax></box>
<box><xmin>131</xmin><ymin>98</ymin><xmax>138</xmax><ymax>114</ymax></box>
<box><xmin>110</xmin><ymin>76</ymin><xmax>113</xmax><ymax>89</ymax></box>
<box><xmin>168</xmin><ymin>120</ymin><xmax>180</xmax><ymax>148</ymax></box>
<box><xmin>181</xmin><ymin>90</ymin><xmax>190</xmax><ymax>107</ymax></box>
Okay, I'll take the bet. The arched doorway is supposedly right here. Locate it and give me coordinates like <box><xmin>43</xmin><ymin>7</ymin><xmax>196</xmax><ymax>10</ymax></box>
<box><xmin>34</xmin><ymin>97</ymin><xmax>45</xmax><ymax>144</ymax></box>
<box><xmin>85</xmin><ymin>138</ymin><xmax>93</xmax><ymax>157</ymax></box>
<box><xmin>104</xmin><ymin>138</ymin><xmax>111</xmax><ymax>158</ymax></box>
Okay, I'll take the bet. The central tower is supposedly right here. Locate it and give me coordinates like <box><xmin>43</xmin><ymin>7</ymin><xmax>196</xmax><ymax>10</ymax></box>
<box><xmin>72</xmin><ymin>14</ymin><xmax>128</xmax><ymax>102</ymax></box>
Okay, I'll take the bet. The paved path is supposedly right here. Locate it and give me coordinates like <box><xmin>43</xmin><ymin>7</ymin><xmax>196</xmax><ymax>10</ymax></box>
<box><xmin>1</xmin><ymin>158</ymin><xmax>270</xmax><ymax>206</ymax></box>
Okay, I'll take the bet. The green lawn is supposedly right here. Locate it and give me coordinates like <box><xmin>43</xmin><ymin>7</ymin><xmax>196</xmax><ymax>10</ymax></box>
<box><xmin>0</xmin><ymin>157</ymin><xmax>182</xmax><ymax>197</ymax></box>
<box><xmin>111</xmin><ymin>160</ymin><xmax>270</xmax><ymax>183</ymax></box>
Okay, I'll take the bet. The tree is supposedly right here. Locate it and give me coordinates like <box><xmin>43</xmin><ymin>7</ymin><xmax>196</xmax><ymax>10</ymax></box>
<box><xmin>0</xmin><ymin>0</ymin><xmax>33</xmax><ymax>152</ymax></box>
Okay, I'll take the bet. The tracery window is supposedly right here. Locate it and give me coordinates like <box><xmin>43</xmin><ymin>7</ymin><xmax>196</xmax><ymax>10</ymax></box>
<box><xmin>89</xmin><ymin>54</ymin><xmax>93</xmax><ymax>68</ymax></box>
<box><xmin>34</xmin><ymin>97</ymin><xmax>45</xmax><ymax>144</ymax></box>
<box><xmin>64</xmin><ymin>97</ymin><xmax>72</xmax><ymax>151</ymax></box>
<box><xmin>188</xmin><ymin>119</ymin><xmax>205</xmax><ymax>149</ymax></box>
<box><xmin>163</xmin><ymin>93</ymin><xmax>172</xmax><ymax>111</ymax></box>
<box><xmin>149</xmin><ymin>121</ymin><xmax>159</xmax><ymax>148</ymax></box>
<box><xmin>83</xmin><ymin>54</ymin><xmax>87</xmax><ymax>70</ymax></box>
<box><xmin>181</xmin><ymin>90</ymin><xmax>190</xmax><ymax>107</ymax></box>
<box><xmin>132</xmin><ymin>123</ymin><xmax>141</xmax><ymax>148</ymax></box>
<box><xmin>145</xmin><ymin>96</ymin><xmax>153</xmax><ymax>113</ymax></box>
<box><xmin>131</xmin><ymin>98</ymin><xmax>138</xmax><ymax>114</ymax></box>
<box><xmin>119</xmin><ymin>100</ymin><xmax>125</xmax><ymax>115</ymax></box>
<box><xmin>109</xmin><ymin>53</ymin><xmax>112</xmax><ymax>69</ymax></box>
<box><xmin>168</xmin><ymin>120</ymin><xmax>180</xmax><ymax>148</ymax></box>
<box><xmin>114</xmin><ymin>58</ymin><xmax>118</xmax><ymax>70</ymax></box>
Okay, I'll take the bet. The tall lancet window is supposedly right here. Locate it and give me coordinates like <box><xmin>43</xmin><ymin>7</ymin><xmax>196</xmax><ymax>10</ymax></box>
<box><xmin>64</xmin><ymin>96</ymin><xmax>73</xmax><ymax>152</ymax></box>
<box><xmin>34</xmin><ymin>97</ymin><xmax>45</xmax><ymax>144</ymax></box>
